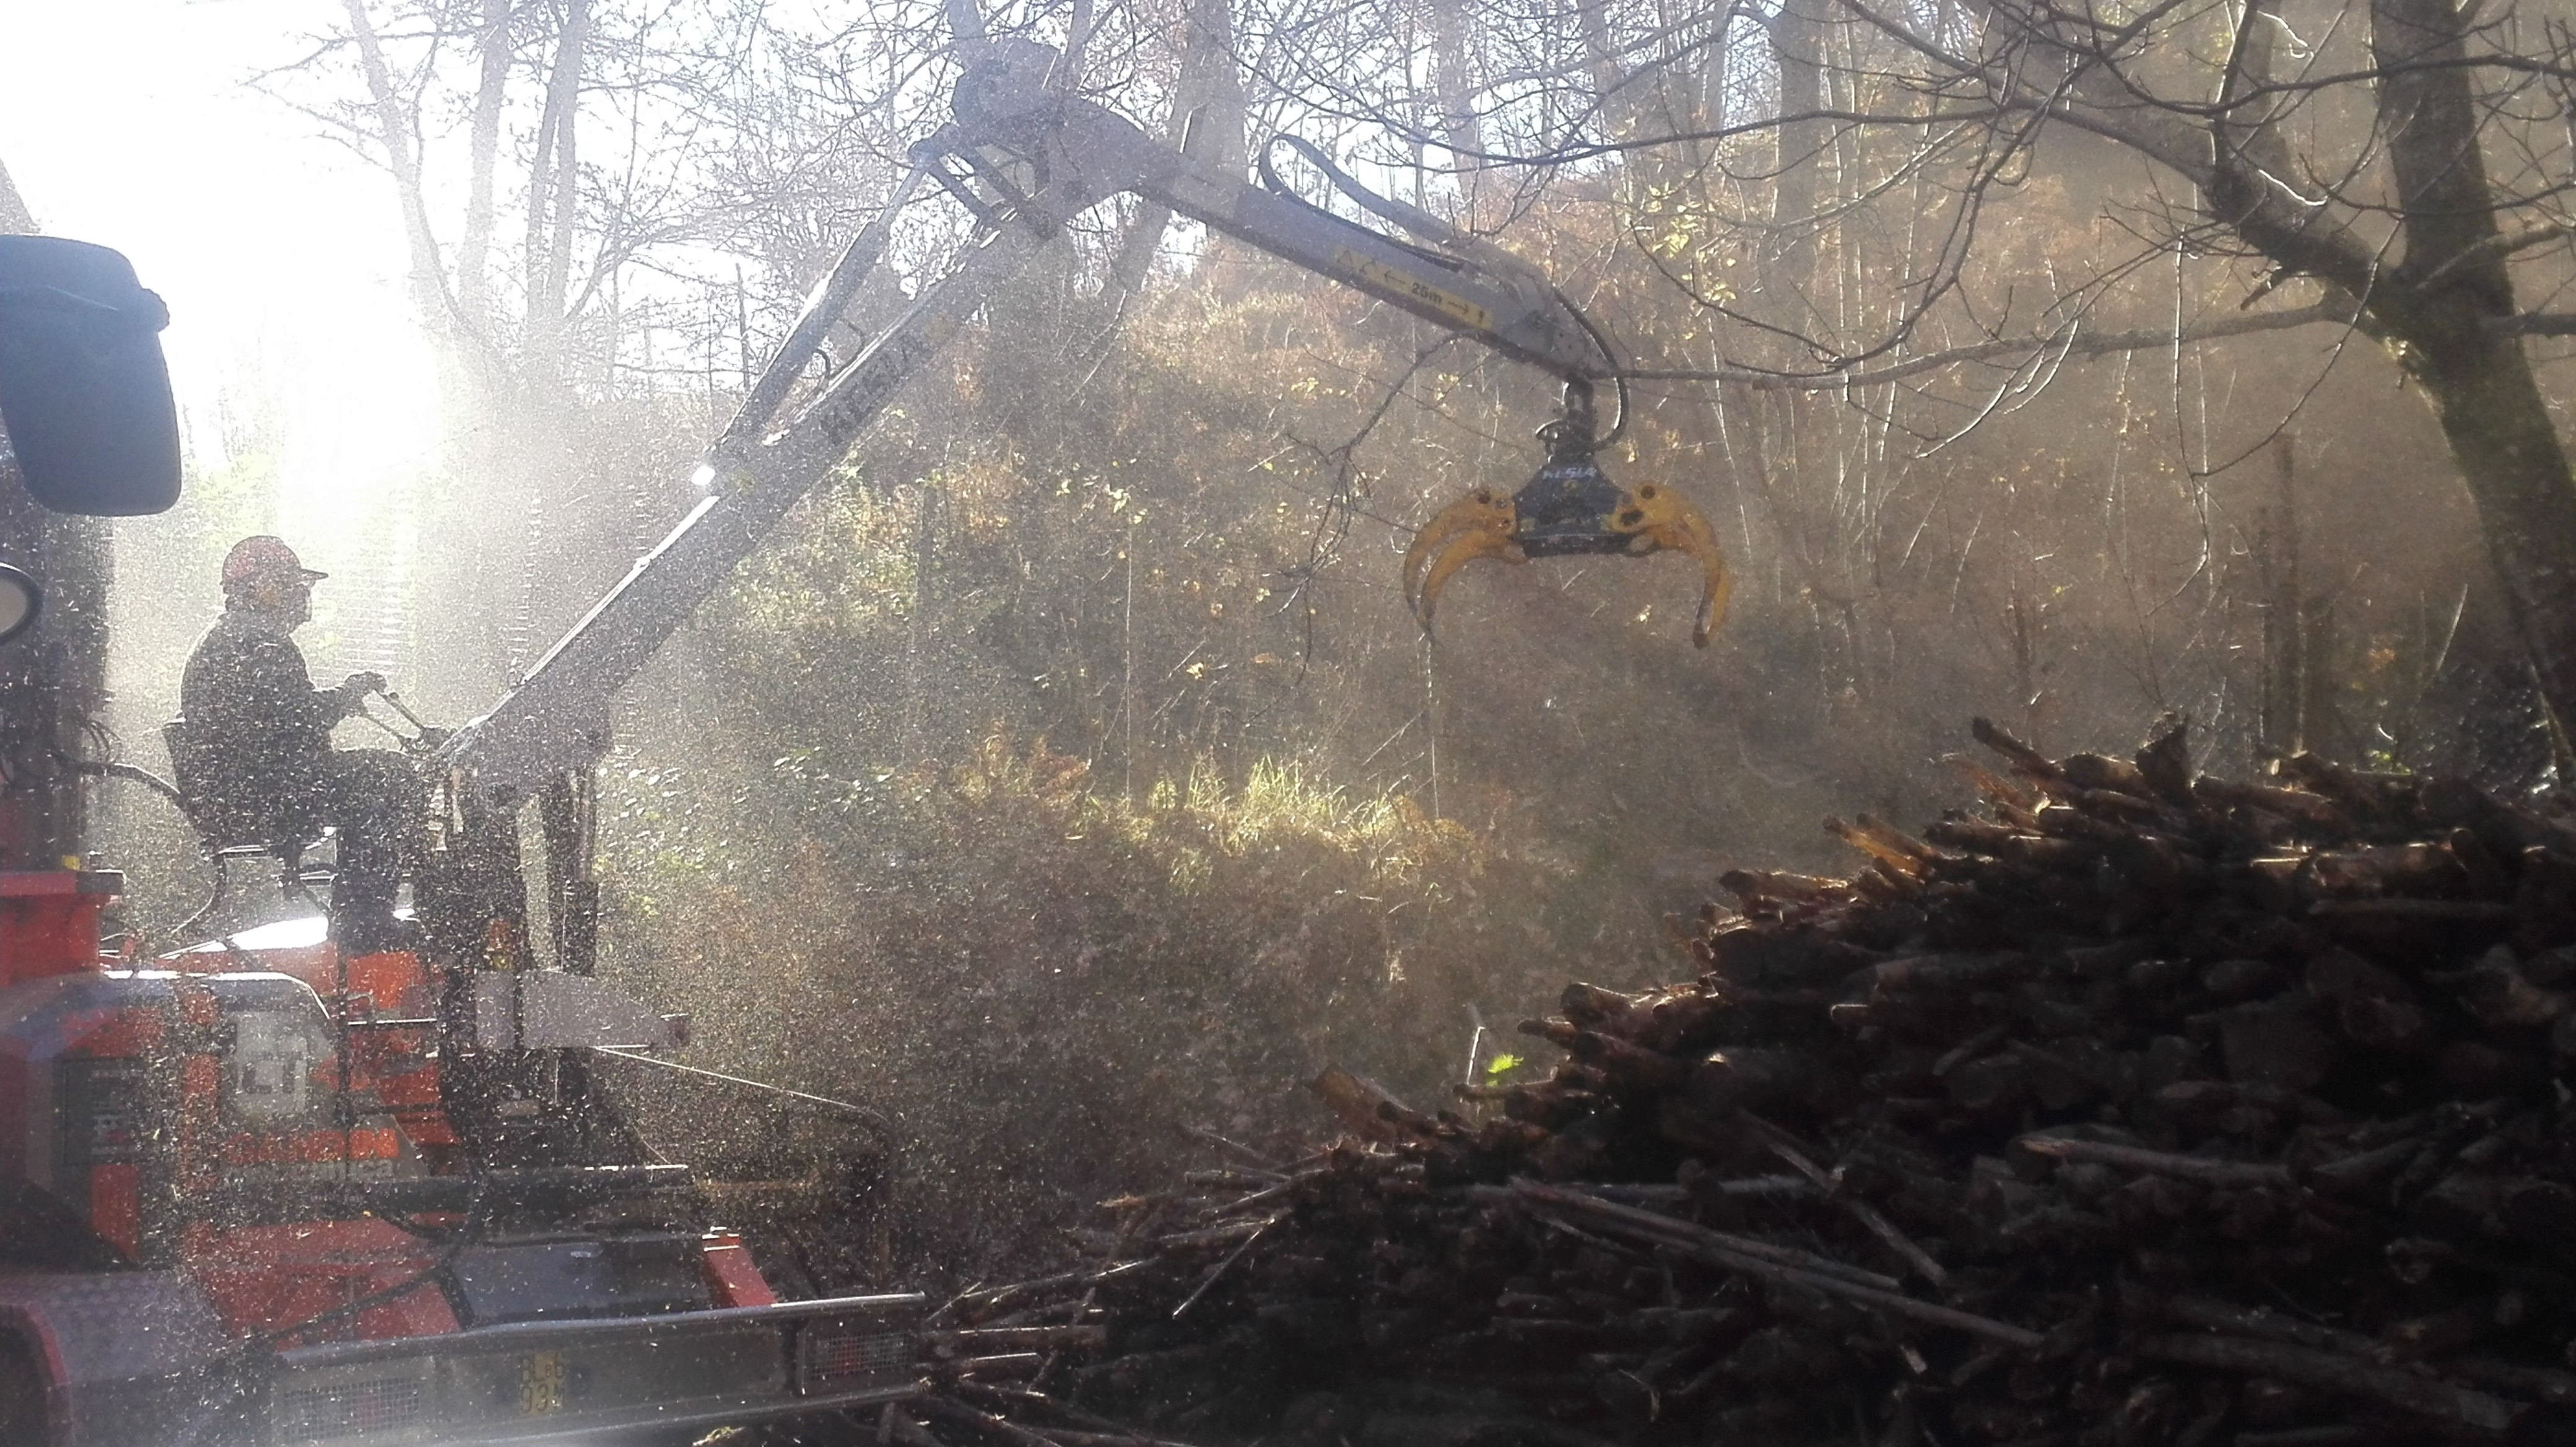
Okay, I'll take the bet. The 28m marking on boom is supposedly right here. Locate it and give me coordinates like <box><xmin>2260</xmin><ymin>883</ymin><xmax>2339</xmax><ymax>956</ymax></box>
<box><xmin>1335</xmin><ymin>248</ymin><xmax>1491</xmax><ymax>330</ymax></box>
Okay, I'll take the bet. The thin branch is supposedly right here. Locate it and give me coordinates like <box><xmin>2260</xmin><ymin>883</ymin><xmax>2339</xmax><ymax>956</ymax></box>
<box><xmin>2492</xmin><ymin>312</ymin><xmax>2576</xmax><ymax>334</ymax></box>
<box><xmin>1624</xmin><ymin>299</ymin><xmax>2354</xmax><ymax>390</ymax></box>
<box><xmin>2417</xmin><ymin>215</ymin><xmax>2576</xmax><ymax>291</ymax></box>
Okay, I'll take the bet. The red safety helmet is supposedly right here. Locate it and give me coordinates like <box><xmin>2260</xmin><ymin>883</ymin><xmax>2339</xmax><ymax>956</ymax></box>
<box><xmin>220</xmin><ymin>535</ymin><xmax>328</xmax><ymax>590</ymax></box>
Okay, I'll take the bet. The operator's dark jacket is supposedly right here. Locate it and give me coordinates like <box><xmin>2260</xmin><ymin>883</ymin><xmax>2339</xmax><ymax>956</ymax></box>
<box><xmin>178</xmin><ymin>614</ymin><xmax>420</xmax><ymax>950</ymax></box>
<box><xmin>178</xmin><ymin>612</ymin><xmax>346</xmax><ymax>841</ymax></box>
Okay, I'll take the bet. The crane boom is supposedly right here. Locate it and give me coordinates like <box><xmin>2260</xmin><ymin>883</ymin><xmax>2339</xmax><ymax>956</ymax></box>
<box><xmin>435</xmin><ymin>41</ymin><xmax>1614</xmax><ymax>802</ymax></box>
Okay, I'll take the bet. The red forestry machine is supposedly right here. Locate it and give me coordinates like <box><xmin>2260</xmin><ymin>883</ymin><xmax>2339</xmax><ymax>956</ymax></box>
<box><xmin>0</xmin><ymin>38</ymin><xmax>1728</xmax><ymax>1447</ymax></box>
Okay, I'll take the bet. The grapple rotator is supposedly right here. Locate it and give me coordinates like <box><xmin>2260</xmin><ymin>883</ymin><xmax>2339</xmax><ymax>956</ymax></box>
<box><xmin>1401</xmin><ymin>382</ymin><xmax>1731</xmax><ymax>647</ymax></box>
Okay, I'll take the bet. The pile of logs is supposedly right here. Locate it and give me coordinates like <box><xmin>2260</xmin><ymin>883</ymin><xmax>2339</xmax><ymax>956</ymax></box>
<box><xmin>899</xmin><ymin>719</ymin><xmax>2576</xmax><ymax>1447</ymax></box>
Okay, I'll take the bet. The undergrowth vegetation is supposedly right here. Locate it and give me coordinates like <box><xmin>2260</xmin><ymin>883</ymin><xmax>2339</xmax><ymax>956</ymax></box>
<box><xmin>604</xmin><ymin>720</ymin><xmax>1589</xmax><ymax>1279</ymax></box>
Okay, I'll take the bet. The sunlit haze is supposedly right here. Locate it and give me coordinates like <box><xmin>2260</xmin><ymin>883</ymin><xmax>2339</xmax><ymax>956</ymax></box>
<box><xmin>0</xmin><ymin>0</ymin><xmax>442</xmax><ymax>570</ymax></box>
<box><xmin>6</xmin><ymin>3</ymin><xmax>2576</xmax><ymax>1439</ymax></box>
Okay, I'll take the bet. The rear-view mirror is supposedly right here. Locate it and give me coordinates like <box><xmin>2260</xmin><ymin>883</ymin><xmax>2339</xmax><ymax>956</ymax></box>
<box><xmin>0</xmin><ymin>235</ymin><xmax>180</xmax><ymax>516</ymax></box>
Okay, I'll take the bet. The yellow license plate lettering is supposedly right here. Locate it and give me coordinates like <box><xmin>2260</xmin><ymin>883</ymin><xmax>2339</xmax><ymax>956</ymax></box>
<box><xmin>520</xmin><ymin>1350</ymin><xmax>564</xmax><ymax>1415</ymax></box>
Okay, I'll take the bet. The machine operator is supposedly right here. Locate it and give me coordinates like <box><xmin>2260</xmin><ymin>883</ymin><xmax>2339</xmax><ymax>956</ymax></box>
<box><xmin>178</xmin><ymin>535</ymin><xmax>424</xmax><ymax>954</ymax></box>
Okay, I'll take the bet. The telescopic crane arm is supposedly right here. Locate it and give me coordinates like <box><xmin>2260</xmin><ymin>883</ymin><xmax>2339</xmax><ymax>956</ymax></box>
<box><xmin>435</xmin><ymin>40</ymin><xmax>1726</xmax><ymax>806</ymax></box>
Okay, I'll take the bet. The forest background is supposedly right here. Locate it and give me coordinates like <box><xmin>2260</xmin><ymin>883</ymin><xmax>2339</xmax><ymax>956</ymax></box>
<box><xmin>22</xmin><ymin>0</ymin><xmax>2576</xmax><ymax>1277</ymax></box>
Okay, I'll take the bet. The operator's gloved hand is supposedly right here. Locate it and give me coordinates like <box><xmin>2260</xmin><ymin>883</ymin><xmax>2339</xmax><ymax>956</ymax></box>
<box><xmin>336</xmin><ymin>671</ymin><xmax>389</xmax><ymax>717</ymax></box>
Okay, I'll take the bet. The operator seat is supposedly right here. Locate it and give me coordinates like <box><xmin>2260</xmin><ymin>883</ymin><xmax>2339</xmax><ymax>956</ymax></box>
<box><xmin>160</xmin><ymin>717</ymin><xmax>333</xmax><ymax>936</ymax></box>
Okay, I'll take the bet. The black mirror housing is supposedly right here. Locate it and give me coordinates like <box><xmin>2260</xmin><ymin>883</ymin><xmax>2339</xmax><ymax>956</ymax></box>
<box><xmin>0</xmin><ymin>235</ymin><xmax>180</xmax><ymax>516</ymax></box>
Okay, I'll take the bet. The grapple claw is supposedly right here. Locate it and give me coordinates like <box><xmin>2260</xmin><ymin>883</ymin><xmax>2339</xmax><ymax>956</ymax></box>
<box><xmin>1606</xmin><ymin>481</ymin><xmax>1731</xmax><ymax>647</ymax></box>
<box><xmin>1395</xmin><ymin>380</ymin><xmax>1730</xmax><ymax>649</ymax></box>
<box><xmin>1401</xmin><ymin>487</ymin><xmax>1521</xmax><ymax>634</ymax></box>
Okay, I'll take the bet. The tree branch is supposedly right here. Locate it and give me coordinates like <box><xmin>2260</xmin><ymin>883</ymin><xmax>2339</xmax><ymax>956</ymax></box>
<box><xmin>2416</xmin><ymin>217</ymin><xmax>2575</xmax><ymax>293</ymax></box>
<box><xmin>2372</xmin><ymin>0</ymin><xmax>2512</xmax><ymax>312</ymax></box>
<box><xmin>1624</xmin><ymin>300</ymin><xmax>2354</xmax><ymax>391</ymax></box>
<box><xmin>2490</xmin><ymin>313</ymin><xmax>2576</xmax><ymax>336</ymax></box>
<box><xmin>339</xmin><ymin>0</ymin><xmax>464</xmax><ymax>345</ymax></box>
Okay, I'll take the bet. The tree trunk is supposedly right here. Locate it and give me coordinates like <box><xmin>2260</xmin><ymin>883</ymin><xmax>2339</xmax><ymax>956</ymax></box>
<box><xmin>2256</xmin><ymin>434</ymin><xmax>2305</xmax><ymax>756</ymax></box>
<box><xmin>1107</xmin><ymin>0</ymin><xmax>1245</xmax><ymax>299</ymax></box>
<box><xmin>1686</xmin><ymin>1</ymin><xmax>1732</xmax><ymax>180</ymax></box>
<box><xmin>456</xmin><ymin>0</ymin><xmax>513</xmax><ymax>337</ymax></box>
<box><xmin>1765</xmin><ymin>0</ymin><xmax>1827</xmax><ymax>302</ymax></box>
<box><xmin>2365</xmin><ymin>0</ymin><xmax>2576</xmax><ymax>738</ymax></box>
<box><xmin>1426</xmin><ymin>0</ymin><xmax>1483</xmax><ymax>163</ymax></box>
<box><xmin>523</xmin><ymin>0</ymin><xmax>590</xmax><ymax>380</ymax></box>
<box><xmin>342</xmin><ymin>0</ymin><xmax>455</xmax><ymax>340</ymax></box>
<box><xmin>2406</xmin><ymin>346</ymin><xmax>2576</xmax><ymax>737</ymax></box>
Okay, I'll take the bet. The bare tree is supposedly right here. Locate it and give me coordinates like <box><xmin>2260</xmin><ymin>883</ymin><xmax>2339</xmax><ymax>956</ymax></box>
<box><xmin>1251</xmin><ymin>0</ymin><xmax>2576</xmax><ymax>751</ymax></box>
<box><xmin>1108</xmin><ymin>0</ymin><xmax>1249</xmax><ymax>297</ymax></box>
<box><xmin>1906</xmin><ymin>0</ymin><xmax>2576</xmax><ymax>739</ymax></box>
<box><xmin>274</xmin><ymin>0</ymin><xmax>940</xmax><ymax>696</ymax></box>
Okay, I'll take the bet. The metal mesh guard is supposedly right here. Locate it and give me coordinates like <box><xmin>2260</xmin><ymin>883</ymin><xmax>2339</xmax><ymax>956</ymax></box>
<box><xmin>272</xmin><ymin>1373</ymin><xmax>427</xmax><ymax>1438</ymax></box>
<box><xmin>803</xmin><ymin>1327</ymin><xmax>911</xmax><ymax>1387</ymax></box>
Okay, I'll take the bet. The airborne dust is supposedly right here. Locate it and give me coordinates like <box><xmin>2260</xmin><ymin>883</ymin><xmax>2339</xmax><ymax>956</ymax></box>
<box><xmin>23</xmin><ymin>0</ymin><xmax>2569</xmax><ymax>1369</ymax></box>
